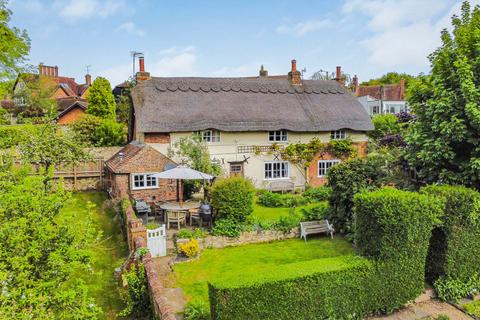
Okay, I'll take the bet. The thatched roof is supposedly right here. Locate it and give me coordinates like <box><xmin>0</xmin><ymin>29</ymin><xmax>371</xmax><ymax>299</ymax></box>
<box><xmin>131</xmin><ymin>76</ymin><xmax>373</xmax><ymax>133</ymax></box>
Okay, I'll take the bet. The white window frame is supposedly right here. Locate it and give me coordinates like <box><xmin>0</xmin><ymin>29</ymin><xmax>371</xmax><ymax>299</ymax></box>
<box><xmin>330</xmin><ymin>130</ymin><xmax>346</xmax><ymax>140</ymax></box>
<box><xmin>13</xmin><ymin>96</ymin><xmax>25</xmax><ymax>106</ymax></box>
<box><xmin>264</xmin><ymin>161</ymin><xmax>289</xmax><ymax>180</ymax></box>
<box><xmin>268</xmin><ymin>130</ymin><xmax>288</xmax><ymax>142</ymax></box>
<box><xmin>131</xmin><ymin>173</ymin><xmax>158</xmax><ymax>190</ymax></box>
<box><xmin>318</xmin><ymin>160</ymin><xmax>341</xmax><ymax>177</ymax></box>
<box><xmin>201</xmin><ymin>129</ymin><xmax>220</xmax><ymax>143</ymax></box>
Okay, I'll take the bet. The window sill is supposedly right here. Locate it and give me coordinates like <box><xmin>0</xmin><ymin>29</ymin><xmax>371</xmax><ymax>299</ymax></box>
<box><xmin>131</xmin><ymin>186</ymin><xmax>159</xmax><ymax>191</ymax></box>
<box><xmin>263</xmin><ymin>177</ymin><xmax>291</xmax><ymax>181</ymax></box>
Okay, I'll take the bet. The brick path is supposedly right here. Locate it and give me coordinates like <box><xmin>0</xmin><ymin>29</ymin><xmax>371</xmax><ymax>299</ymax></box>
<box><xmin>367</xmin><ymin>300</ymin><xmax>472</xmax><ymax>320</ymax></box>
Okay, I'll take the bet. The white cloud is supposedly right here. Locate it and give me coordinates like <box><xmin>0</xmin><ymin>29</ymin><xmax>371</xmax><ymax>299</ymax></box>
<box><xmin>118</xmin><ymin>21</ymin><xmax>145</xmax><ymax>37</ymax></box>
<box><xmin>211</xmin><ymin>63</ymin><xmax>258</xmax><ymax>77</ymax></box>
<box><xmin>341</xmin><ymin>0</ymin><xmax>478</xmax><ymax>72</ymax></box>
<box><xmin>276</xmin><ymin>18</ymin><xmax>332</xmax><ymax>36</ymax></box>
<box><xmin>99</xmin><ymin>46</ymin><xmax>198</xmax><ymax>85</ymax></box>
<box><xmin>56</xmin><ymin>0</ymin><xmax>125</xmax><ymax>21</ymax></box>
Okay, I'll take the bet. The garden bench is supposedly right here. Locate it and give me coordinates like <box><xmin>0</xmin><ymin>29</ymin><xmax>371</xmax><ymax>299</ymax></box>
<box><xmin>300</xmin><ymin>220</ymin><xmax>334</xmax><ymax>241</ymax></box>
<box><xmin>266</xmin><ymin>180</ymin><xmax>294</xmax><ymax>193</ymax></box>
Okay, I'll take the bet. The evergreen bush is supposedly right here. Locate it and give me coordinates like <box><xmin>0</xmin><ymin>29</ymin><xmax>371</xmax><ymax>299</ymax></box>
<box><xmin>210</xmin><ymin>177</ymin><xmax>255</xmax><ymax>222</ymax></box>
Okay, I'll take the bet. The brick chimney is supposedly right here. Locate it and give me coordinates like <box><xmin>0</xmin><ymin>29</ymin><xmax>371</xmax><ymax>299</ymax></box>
<box><xmin>288</xmin><ymin>59</ymin><xmax>301</xmax><ymax>85</ymax></box>
<box><xmin>38</xmin><ymin>63</ymin><xmax>58</xmax><ymax>77</ymax></box>
<box><xmin>136</xmin><ymin>55</ymin><xmax>151</xmax><ymax>82</ymax></box>
<box><xmin>85</xmin><ymin>74</ymin><xmax>92</xmax><ymax>86</ymax></box>
<box><xmin>259</xmin><ymin>65</ymin><xmax>268</xmax><ymax>77</ymax></box>
<box><xmin>335</xmin><ymin>66</ymin><xmax>345</xmax><ymax>86</ymax></box>
<box><xmin>400</xmin><ymin>78</ymin><xmax>405</xmax><ymax>100</ymax></box>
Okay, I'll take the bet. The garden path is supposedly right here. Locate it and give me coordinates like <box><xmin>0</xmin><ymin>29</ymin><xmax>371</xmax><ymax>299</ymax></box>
<box><xmin>367</xmin><ymin>300</ymin><xmax>472</xmax><ymax>320</ymax></box>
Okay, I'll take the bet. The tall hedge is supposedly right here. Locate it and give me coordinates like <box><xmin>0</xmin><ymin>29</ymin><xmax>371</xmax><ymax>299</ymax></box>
<box><xmin>420</xmin><ymin>185</ymin><xmax>480</xmax><ymax>285</ymax></box>
<box><xmin>209</xmin><ymin>188</ymin><xmax>443</xmax><ymax>319</ymax></box>
<box><xmin>210</xmin><ymin>177</ymin><xmax>255</xmax><ymax>222</ymax></box>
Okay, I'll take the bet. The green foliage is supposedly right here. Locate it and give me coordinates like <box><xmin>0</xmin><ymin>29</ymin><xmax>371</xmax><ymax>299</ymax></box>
<box><xmin>420</xmin><ymin>185</ymin><xmax>480</xmax><ymax>298</ymax></box>
<box><xmin>210</xmin><ymin>177</ymin><xmax>255</xmax><ymax>222</ymax></box>
<box><xmin>304</xmin><ymin>186</ymin><xmax>332</xmax><ymax>202</ymax></box>
<box><xmin>119</xmin><ymin>263</ymin><xmax>151</xmax><ymax>318</ymax></box>
<box><xmin>328</xmin><ymin>138</ymin><xmax>356</xmax><ymax>158</ymax></box>
<box><xmin>86</xmin><ymin>77</ymin><xmax>116</xmax><ymax>120</ymax></box>
<box><xmin>437</xmin><ymin>315</ymin><xmax>451</xmax><ymax>320</ymax></box>
<box><xmin>360</xmin><ymin>72</ymin><xmax>415</xmax><ymax>92</ymax></box>
<box><xmin>0</xmin><ymin>107</ymin><xmax>9</xmax><ymax>124</ymax></box>
<box><xmin>405</xmin><ymin>2</ymin><xmax>480</xmax><ymax>188</ymax></box>
<box><xmin>464</xmin><ymin>300</ymin><xmax>480</xmax><ymax>317</ymax></box>
<box><xmin>327</xmin><ymin>151</ymin><xmax>414</xmax><ymax>234</ymax></box>
<box><xmin>0</xmin><ymin>124</ymin><xmax>36</xmax><ymax>148</ymax></box>
<box><xmin>177</xmin><ymin>229</ymin><xmax>194</xmax><ymax>239</ymax></box>
<box><xmin>17</xmin><ymin>123</ymin><xmax>90</xmax><ymax>172</ymax></box>
<box><xmin>70</xmin><ymin>114</ymin><xmax>127</xmax><ymax>147</ymax></box>
<box><xmin>145</xmin><ymin>222</ymin><xmax>160</xmax><ymax>230</ymax></box>
<box><xmin>184</xmin><ymin>300</ymin><xmax>210</xmax><ymax>320</ymax></box>
<box><xmin>257</xmin><ymin>191</ymin><xmax>309</xmax><ymax>208</ymax></box>
<box><xmin>369</xmin><ymin>114</ymin><xmax>401</xmax><ymax>140</ymax></box>
<box><xmin>272</xmin><ymin>209</ymin><xmax>301</xmax><ymax>233</ymax></box>
<box><xmin>115</xmin><ymin>85</ymin><xmax>133</xmax><ymax>124</ymax></box>
<box><xmin>0</xmin><ymin>0</ymin><xmax>30</xmax><ymax>81</ymax></box>
<box><xmin>300</xmin><ymin>201</ymin><xmax>331</xmax><ymax>221</ymax></box>
<box><xmin>212</xmin><ymin>219</ymin><xmax>245</xmax><ymax>238</ymax></box>
<box><xmin>434</xmin><ymin>275</ymin><xmax>480</xmax><ymax>302</ymax></box>
<box><xmin>15</xmin><ymin>76</ymin><xmax>57</xmax><ymax>120</ymax></box>
<box><xmin>0</xmin><ymin>157</ymin><xmax>101</xmax><ymax>319</ymax></box>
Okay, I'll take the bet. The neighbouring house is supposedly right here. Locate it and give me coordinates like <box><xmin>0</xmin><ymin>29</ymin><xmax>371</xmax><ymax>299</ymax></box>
<box><xmin>125</xmin><ymin>57</ymin><xmax>373</xmax><ymax>190</ymax></box>
<box><xmin>5</xmin><ymin>63</ymin><xmax>92</xmax><ymax>124</ymax></box>
<box><xmin>353</xmin><ymin>76</ymin><xmax>408</xmax><ymax>116</ymax></box>
<box><xmin>104</xmin><ymin>141</ymin><xmax>179</xmax><ymax>202</ymax></box>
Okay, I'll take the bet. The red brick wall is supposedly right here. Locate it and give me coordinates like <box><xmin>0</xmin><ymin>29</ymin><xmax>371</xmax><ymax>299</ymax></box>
<box><xmin>308</xmin><ymin>142</ymin><xmax>368</xmax><ymax>187</ymax></box>
<box><xmin>57</xmin><ymin>106</ymin><xmax>85</xmax><ymax>125</ymax></box>
<box><xmin>144</xmin><ymin>133</ymin><xmax>170</xmax><ymax>144</ymax></box>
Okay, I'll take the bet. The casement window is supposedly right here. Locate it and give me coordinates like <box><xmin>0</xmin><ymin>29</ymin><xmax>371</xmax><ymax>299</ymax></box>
<box><xmin>132</xmin><ymin>173</ymin><xmax>158</xmax><ymax>190</ymax></box>
<box><xmin>264</xmin><ymin>161</ymin><xmax>289</xmax><ymax>179</ymax></box>
<box><xmin>318</xmin><ymin>160</ymin><xmax>341</xmax><ymax>177</ymax></box>
<box><xmin>201</xmin><ymin>130</ymin><xmax>220</xmax><ymax>143</ymax></box>
<box><xmin>268</xmin><ymin>130</ymin><xmax>288</xmax><ymax>142</ymax></box>
<box><xmin>330</xmin><ymin>130</ymin><xmax>346</xmax><ymax>140</ymax></box>
<box><xmin>13</xmin><ymin>97</ymin><xmax>25</xmax><ymax>106</ymax></box>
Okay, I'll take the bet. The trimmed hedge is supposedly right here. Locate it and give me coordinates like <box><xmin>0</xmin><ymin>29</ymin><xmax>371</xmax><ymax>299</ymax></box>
<box><xmin>420</xmin><ymin>185</ymin><xmax>480</xmax><ymax>298</ymax></box>
<box><xmin>210</xmin><ymin>177</ymin><xmax>255</xmax><ymax>222</ymax></box>
<box><xmin>209</xmin><ymin>188</ymin><xmax>443</xmax><ymax>319</ymax></box>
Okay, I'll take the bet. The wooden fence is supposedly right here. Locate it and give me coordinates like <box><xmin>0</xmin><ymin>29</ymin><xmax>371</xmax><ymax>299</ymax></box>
<box><xmin>53</xmin><ymin>158</ymin><xmax>105</xmax><ymax>190</ymax></box>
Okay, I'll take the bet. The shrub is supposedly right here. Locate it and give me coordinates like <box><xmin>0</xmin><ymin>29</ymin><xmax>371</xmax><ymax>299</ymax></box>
<box><xmin>70</xmin><ymin>114</ymin><xmax>126</xmax><ymax>147</ymax></box>
<box><xmin>303</xmin><ymin>186</ymin><xmax>332</xmax><ymax>202</ymax></box>
<box><xmin>257</xmin><ymin>191</ymin><xmax>310</xmax><ymax>208</ymax></box>
<box><xmin>177</xmin><ymin>229</ymin><xmax>194</xmax><ymax>239</ymax></box>
<box><xmin>436</xmin><ymin>315</ymin><xmax>451</xmax><ymax>320</ymax></box>
<box><xmin>434</xmin><ymin>275</ymin><xmax>480</xmax><ymax>302</ymax></box>
<box><xmin>420</xmin><ymin>185</ymin><xmax>480</xmax><ymax>293</ymax></box>
<box><xmin>328</xmin><ymin>138</ymin><xmax>356</xmax><ymax>158</ymax></box>
<box><xmin>273</xmin><ymin>209</ymin><xmax>301</xmax><ymax>233</ymax></box>
<box><xmin>184</xmin><ymin>300</ymin><xmax>210</xmax><ymax>320</ymax></box>
<box><xmin>300</xmin><ymin>202</ymin><xmax>331</xmax><ymax>221</ymax></box>
<box><xmin>0</xmin><ymin>124</ymin><xmax>38</xmax><ymax>149</ymax></box>
<box><xmin>210</xmin><ymin>177</ymin><xmax>255</xmax><ymax>222</ymax></box>
<box><xmin>179</xmin><ymin>239</ymin><xmax>200</xmax><ymax>258</ymax></box>
<box><xmin>119</xmin><ymin>263</ymin><xmax>151</xmax><ymax>318</ymax></box>
<box><xmin>368</xmin><ymin>114</ymin><xmax>401</xmax><ymax>140</ymax></box>
<box><xmin>212</xmin><ymin>219</ymin><xmax>245</xmax><ymax>238</ymax></box>
<box><xmin>145</xmin><ymin>222</ymin><xmax>160</xmax><ymax>230</ymax></box>
<box><xmin>464</xmin><ymin>300</ymin><xmax>480</xmax><ymax>318</ymax></box>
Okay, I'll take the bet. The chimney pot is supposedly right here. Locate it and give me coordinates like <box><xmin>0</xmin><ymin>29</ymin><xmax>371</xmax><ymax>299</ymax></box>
<box><xmin>400</xmin><ymin>78</ymin><xmax>405</xmax><ymax>100</ymax></box>
<box><xmin>259</xmin><ymin>65</ymin><xmax>268</xmax><ymax>77</ymax></box>
<box><xmin>291</xmin><ymin>59</ymin><xmax>297</xmax><ymax>73</ymax></box>
<box><xmin>139</xmin><ymin>56</ymin><xmax>145</xmax><ymax>72</ymax></box>
<box><xmin>54</xmin><ymin>66</ymin><xmax>58</xmax><ymax>77</ymax></box>
<box><xmin>85</xmin><ymin>74</ymin><xmax>92</xmax><ymax>86</ymax></box>
<box><xmin>288</xmin><ymin>59</ymin><xmax>301</xmax><ymax>85</ymax></box>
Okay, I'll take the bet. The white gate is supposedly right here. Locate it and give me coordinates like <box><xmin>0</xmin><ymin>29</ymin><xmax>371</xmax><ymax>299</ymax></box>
<box><xmin>147</xmin><ymin>225</ymin><xmax>167</xmax><ymax>257</ymax></box>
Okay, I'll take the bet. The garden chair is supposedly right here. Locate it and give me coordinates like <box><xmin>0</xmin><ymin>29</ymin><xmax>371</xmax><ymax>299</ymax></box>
<box><xmin>189</xmin><ymin>208</ymin><xmax>201</xmax><ymax>227</ymax></box>
<box><xmin>166</xmin><ymin>210</ymin><xmax>187</xmax><ymax>229</ymax></box>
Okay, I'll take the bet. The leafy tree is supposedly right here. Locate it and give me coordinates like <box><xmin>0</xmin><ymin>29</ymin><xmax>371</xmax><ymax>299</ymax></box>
<box><xmin>0</xmin><ymin>0</ymin><xmax>30</xmax><ymax>81</ymax></box>
<box><xmin>17</xmin><ymin>123</ymin><xmax>90</xmax><ymax>173</ymax></box>
<box><xmin>70</xmin><ymin>114</ymin><xmax>126</xmax><ymax>147</ymax></box>
<box><xmin>360</xmin><ymin>72</ymin><xmax>415</xmax><ymax>91</ymax></box>
<box><xmin>368</xmin><ymin>114</ymin><xmax>401</xmax><ymax>140</ymax></box>
<box><xmin>405</xmin><ymin>2</ymin><xmax>480</xmax><ymax>188</ymax></box>
<box><xmin>0</xmin><ymin>157</ymin><xmax>100</xmax><ymax>319</ymax></box>
<box><xmin>86</xmin><ymin>77</ymin><xmax>116</xmax><ymax>120</ymax></box>
<box><xmin>14</xmin><ymin>75</ymin><xmax>57</xmax><ymax>120</ymax></box>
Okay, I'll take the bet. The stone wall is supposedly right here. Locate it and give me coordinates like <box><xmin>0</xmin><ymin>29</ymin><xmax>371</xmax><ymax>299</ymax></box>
<box><xmin>177</xmin><ymin>229</ymin><xmax>299</xmax><ymax>250</ymax></box>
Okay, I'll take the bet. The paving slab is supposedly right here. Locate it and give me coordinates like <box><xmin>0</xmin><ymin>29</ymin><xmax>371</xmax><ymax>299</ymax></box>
<box><xmin>367</xmin><ymin>300</ymin><xmax>473</xmax><ymax>320</ymax></box>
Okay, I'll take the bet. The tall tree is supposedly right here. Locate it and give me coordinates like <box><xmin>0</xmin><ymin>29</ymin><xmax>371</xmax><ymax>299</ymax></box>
<box><xmin>405</xmin><ymin>1</ymin><xmax>480</xmax><ymax>188</ymax></box>
<box><xmin>361</xmin><ymin>72</ymin><xmax>415</xmax><ymax>91</ymax></box>
<box><xmin>86</xmin><ymin>77</ymin><xmax>116</xmax><ymax>120</ymax></box>
<box><xmin>0</xmin><ymin>0</ymin><xmax>30</xmax><ymax>81</ymax></box>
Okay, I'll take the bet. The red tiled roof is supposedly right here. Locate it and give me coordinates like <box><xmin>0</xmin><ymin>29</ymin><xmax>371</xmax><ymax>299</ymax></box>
<box><xmin>105</xmin><ymin>142</ymin><xmax>145</xmax><ymax>173</ymax></box>
<box><xmin>356</xmin><ymin>83</ymin><xmax>404</xmax><ymax>101</ymax></box>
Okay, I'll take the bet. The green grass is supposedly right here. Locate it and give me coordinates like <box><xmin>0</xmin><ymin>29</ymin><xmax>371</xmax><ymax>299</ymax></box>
<box><xmin>61</xmin><ymin>192</ymin><xmax>128</xmax><ymax>320</ymax></box>
<box><xmin>174</xmin><ymin>237</ymin><xmax>355</xmax><ymax>305</ymax></box>
<box><xmin>464</xmin><ymin>300</ymin><xmax>480</xmax><ymax>317</ymax></box>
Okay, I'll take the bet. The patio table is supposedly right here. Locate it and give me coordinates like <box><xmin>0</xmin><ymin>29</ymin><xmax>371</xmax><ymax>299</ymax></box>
<box><xmin>157</xmin><ymin>201</ymin><xmax>201</xmax><ymax>223</ymax></box>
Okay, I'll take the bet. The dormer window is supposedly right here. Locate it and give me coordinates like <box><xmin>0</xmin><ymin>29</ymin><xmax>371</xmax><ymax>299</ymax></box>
<box><xmin>269</xmin><ymin>130</ymin><xmax>288</xmax><ymax>142</ymax></box>
<box><xmin>330</xmin><ymin>130</ymin><xmax>346</xmax><ymax>140</ymax></box>
<box><xmin>201</xmin><ymin>130</ymin><xmax>220</xmax><ymax>143</ymax></box>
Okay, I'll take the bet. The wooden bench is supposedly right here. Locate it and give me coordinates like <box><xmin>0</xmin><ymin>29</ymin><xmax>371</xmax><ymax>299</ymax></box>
<box><xmin>300</xmin><ymin>220</ymin><xmax>335</xmax><ymax>241</ymax></box>
<box><xmin>266</xmin><ymin>180</ymin><xmax>295</xmax><ymax>194</ymax></box>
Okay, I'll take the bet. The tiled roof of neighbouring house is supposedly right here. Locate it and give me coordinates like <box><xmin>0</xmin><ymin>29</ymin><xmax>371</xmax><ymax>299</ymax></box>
<box><xmin>131</xmin><ymin>77</ymin><xmax>374</xmax><ymax>133</ymax></box>
<box><xmin>105</xmin><ymin>141</ymin><xmax>145</xmax><ymax>173</ymax></box>
<box><xmin>356</xmin><ymin>84</ymin><xmax>404</xmax><ymax>101</ymax></box>
<box><xmin>56</xmin><ymin>97</ymin><xmax>88</xmax><ymax>111</ymax></box>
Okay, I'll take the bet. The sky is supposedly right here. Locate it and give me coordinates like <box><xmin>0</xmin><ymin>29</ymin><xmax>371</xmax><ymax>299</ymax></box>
<box><xmin>7</xmin><ymin>0</ymin><xmax>474</xmax><ymax>86</ymax></box>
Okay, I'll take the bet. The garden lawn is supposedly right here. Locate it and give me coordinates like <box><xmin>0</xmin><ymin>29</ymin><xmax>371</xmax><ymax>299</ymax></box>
<box><xmin>464</xmin><ymin>300</ymin><xmax>480</xmax><ymax>317</ymax></box>
<box><xmin>61</xmin><ymin>192</ymin><xmax>128</xmax><ymax>320</ymax></box>
<box><xmin>174</xmin><ymin>237</ymin><xmax>354</xmax><ymax>305</ymax></box>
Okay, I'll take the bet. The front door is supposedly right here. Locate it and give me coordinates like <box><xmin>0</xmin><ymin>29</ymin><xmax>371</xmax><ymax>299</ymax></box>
<box><xmin>229</xmin><ymin>162</ymin><xmax>244</xmax><ymax>177</ymax></box>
